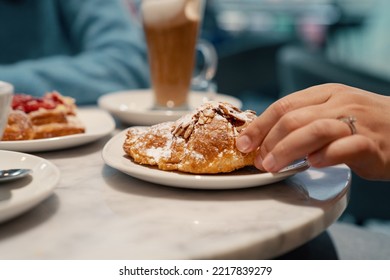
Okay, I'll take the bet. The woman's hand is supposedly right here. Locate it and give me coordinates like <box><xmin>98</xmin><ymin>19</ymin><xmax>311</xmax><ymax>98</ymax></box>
<box><xmin>236</xmin><ymin>83</ymin><xmax>390</xmax><ymax>180</ymax></box>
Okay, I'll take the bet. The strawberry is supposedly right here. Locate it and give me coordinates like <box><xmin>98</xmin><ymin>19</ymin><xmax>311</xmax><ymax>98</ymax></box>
<box><xmin>12</xmin><ymin>93</ymin><xmax>60</xmax><ymax>113</ymax></box>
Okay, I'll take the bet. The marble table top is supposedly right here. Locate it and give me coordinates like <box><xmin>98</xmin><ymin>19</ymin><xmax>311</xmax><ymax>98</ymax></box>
<box><xmin>0</xmin><ymin>128</ymin><xmax>351</xmax><ymax>259</ymax></box>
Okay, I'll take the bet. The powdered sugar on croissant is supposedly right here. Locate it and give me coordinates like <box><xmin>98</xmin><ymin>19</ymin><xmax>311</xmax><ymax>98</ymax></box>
<box><xmin>123</xmin><ymin>102</ymin><xmax>257</xmax><ymax>174</ymax></box>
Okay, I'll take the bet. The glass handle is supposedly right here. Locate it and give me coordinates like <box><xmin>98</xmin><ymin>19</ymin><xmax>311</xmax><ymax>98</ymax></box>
<box><xmin>191</xmin><ymin>39</ymin><xmax>218</xmax><ymax>94</ymax></box>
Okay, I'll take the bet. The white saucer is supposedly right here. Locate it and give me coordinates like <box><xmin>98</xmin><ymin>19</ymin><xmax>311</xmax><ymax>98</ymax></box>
<box><xmin>0</xmin><ymin>108</ymin><xmax>115</xmax><ymax>152</ymax></box>
<box><xmin>102</xmin><ymin>129</ymin><xmax>308</xmax><ymax>190</ymax></box>
<box><xmin>0</xmin><ymin>150</ymin><xmax>60</xmax><ymax>224</ymax></box>
<box><xmin>98</xmin><ymin>89</ymin><xmax>242</xmax><ymax>125</ymax></box>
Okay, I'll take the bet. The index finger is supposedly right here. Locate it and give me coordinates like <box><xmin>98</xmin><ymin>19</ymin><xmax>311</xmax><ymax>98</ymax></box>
<box><xmin>236</xmin><ymin>84</ymin><xmax>334</xmax><ymax>153</ymax></box>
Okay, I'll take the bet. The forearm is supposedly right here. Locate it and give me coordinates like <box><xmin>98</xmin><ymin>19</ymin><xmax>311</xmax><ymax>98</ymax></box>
<box><xmin>0</xmin><ymin>0</ymin><xmax>150</xmax><ymax>105</ymax></box>
<box><xmin>0</xmin><ymin>47</ymin><xmax>149</xmax><ymax>105</ymax></box>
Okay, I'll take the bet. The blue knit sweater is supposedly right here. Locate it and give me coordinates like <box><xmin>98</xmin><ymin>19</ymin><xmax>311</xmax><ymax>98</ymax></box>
<box><xmin>0</xmin><ymin>0</ymin><xmax>150</xmax><ymax>104</ymax></box>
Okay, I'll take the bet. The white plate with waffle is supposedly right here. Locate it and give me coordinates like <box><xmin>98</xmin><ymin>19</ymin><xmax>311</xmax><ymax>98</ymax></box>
<box><xmin>98</xmin><ymin>89</ymin><xmax>242</xmax><ymax>125</ymax></box>
<box><xmin>0</xmin><ymin>108</ymin><xmax>115</xmax><ymax>152</ymax></box>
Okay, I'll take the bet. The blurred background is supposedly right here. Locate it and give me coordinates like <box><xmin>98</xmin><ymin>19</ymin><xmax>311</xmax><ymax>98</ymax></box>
<box><xmin>132</xmin><ymin>0</ymin><xmax>390</xmax><ymax>235</ymax></box>
<box><xmin>201</xmin><ymin>0</ymin><xmax>386</xmax><ymax>111</ymax></box>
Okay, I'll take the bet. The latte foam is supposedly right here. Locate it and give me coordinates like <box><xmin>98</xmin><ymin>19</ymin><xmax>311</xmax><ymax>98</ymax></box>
<box><xmin>142</xmin><ymin>0</ymin><xmax>200</xmax><ymax>27</ymax></box>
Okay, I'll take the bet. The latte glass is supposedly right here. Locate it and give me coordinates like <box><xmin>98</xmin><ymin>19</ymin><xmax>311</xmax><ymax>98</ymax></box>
<box><xmin>141</xmin><ymin>0</ymin><xmax>216</xmax><ymax>110</ymax></box>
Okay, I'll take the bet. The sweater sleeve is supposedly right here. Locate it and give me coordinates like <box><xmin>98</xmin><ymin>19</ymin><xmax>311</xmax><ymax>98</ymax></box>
<box><xmin>0</xmin><ymin>0</ymin><xmax>150</xmax><ymax>105</ymax></box>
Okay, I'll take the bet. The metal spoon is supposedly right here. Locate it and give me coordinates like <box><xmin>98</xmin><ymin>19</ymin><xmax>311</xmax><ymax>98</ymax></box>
<box><xmin>0</xmin><ymin>169</ymin><xmax>32</xmax><ymax>183</ymax></box>
<box><xmin>278</xmin><ymin>158</ymin><xmax>310</xmax><ymax>173</ymax></box>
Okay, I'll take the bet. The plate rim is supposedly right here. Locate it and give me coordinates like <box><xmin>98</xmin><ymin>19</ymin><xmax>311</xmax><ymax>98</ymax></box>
<box><xmin>102</xmin><ymin>129</ymin><xmax>308</xmax><ymax>190</ymax></box>
<box><xmin>0</xmin><ymin>150</ymin><xmax>60</xmax><ymax>223</ymax></box>
<box><xmin>97</xmin><ymin>89</ymin><xmax>242</xmax><ymax>125</ymax></box>
<box><xmin>0</xmin><ymin>108</ymin><xmax>115</xmax><ymax>152</ymax></box>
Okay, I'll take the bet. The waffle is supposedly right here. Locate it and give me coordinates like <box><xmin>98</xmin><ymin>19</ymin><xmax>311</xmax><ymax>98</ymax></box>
<box><xmin>1</xmin><ymin>110</ymin><xmax>34</xmax><ymax>141</ymax></box>
<box><xmin>1</xmin><ymin>91</ymin><xmax>85</xmax><ymax>141</ymax></box>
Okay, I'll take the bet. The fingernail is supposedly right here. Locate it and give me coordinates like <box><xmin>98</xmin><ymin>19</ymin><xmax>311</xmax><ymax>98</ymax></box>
<box><xmin>262</xmin><ymin>153</ymin><xmax>276</xmax><ymax>171</ymax></box>
<box><xmin>236</xmin><ymin>135</ymin><xmax>252</xmax><ymax>152</ymax></box>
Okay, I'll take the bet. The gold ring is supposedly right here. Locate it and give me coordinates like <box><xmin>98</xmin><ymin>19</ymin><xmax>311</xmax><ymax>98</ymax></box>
<box><xmin>338</xmin><ymin>116</ymin><xmax>357</xmax><ymax>135</ymax></box>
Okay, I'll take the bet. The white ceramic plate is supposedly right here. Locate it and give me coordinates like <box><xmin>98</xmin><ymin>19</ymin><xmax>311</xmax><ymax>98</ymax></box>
<box><xmin>0</xmin><ymin>150</ymin><xmax>60</xmax><ymax>223</ymax></box>
<box><xmin>102</xmin><ymin>129</ymin><xmax>309</xmax><ymax>190</ymax></box>
<box><xmin>98</xmin><ymin>89</ymin><xmax>242</xmax><ymax>125</ymax></box>
<box><xmin>0</xmin><ymin>108</ymin><xmax>115</xmax><ymax>152</ymax></box>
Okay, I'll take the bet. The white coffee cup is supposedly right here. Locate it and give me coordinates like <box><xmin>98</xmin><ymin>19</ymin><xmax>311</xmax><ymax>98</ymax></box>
<box><xmin>0</xmin><ymin>81</ymin><xmax>14</xmax><ymax>140</ymax></box>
